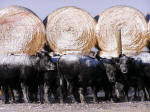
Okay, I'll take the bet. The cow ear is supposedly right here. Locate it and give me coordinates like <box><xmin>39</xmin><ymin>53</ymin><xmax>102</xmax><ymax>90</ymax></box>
<box><xmin>36</xmin><ymin>52</ymin><xmax>42</xmax><ymax>58</ymax></box>
<box><xmin>96</xmin><ymin>55</ymin><xmax>101</xmax><ymax>60</ymax></box>
<box><xmin>119</xmin><ymin>54</ymin><xmax>125</xmax><ymax>58</ymax></box>
<box><xmin>112</xmin><ymin>57</ymin><xmax>117</xmax><ymax>61</ymax></box>
<box><xmin>129</xmin><ymin>57</ymin><xmax>134</xmax><ymax>62</ymax></box>
<box><xmin>36</xmin><ymin>50</ymin><xmax>49</xmax><ymax>58</ymax></box>
<box><xmin>112</xmin><ymin>57</ymin><xmax>119</xmax><ymax>64</ymax></box>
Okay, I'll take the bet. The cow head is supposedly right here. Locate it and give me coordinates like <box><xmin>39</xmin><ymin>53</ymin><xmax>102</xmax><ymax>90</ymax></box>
<box><xmin>105</xmin><ymin>63</ymin><xmax>116</xmax><ymax>82</ymax></box>
<box><xmin>36</xmin><ymin>51</ymin><xmax>56</xmax><ymax>71</ymax></box>
<box><xmin>113</xmin><ymin>54</ymin><xmax>134</xmax><ymax>74</ymax></box>
<box><xmin>99</xmin><ymin>57</ymin><xmax>116</xmax><ymax>82</ymax></box>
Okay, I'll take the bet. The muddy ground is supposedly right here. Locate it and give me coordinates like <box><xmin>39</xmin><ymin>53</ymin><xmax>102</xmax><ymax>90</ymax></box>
<box><xmin>0</xmin><ymin>101</ymin><xmax>150</xmax><ymax>112</ymax></box>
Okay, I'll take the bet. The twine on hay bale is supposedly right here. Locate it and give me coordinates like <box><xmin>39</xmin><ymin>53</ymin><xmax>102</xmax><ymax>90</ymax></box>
<box><xmin>96</xmin><ymin>5</ymin><xmax>148</xmax><ymax>57</ymax></box>
<box><xmin>0</xmin><ymin>5</ymin><xmax>46</xmax><ymax>55</ymax></box>
<box><xmin>45</xmin><ymin>6</ymin><xmax>97</xmax><ymax>55</ymax></box>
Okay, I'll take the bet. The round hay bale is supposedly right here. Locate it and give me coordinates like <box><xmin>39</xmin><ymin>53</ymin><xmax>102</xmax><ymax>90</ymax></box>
<box><xmin>45</xmin><ymin>6</ymin><xmax>96</xmax><ymax>55</ymax></box>
<box><xmin>96</xmin><ymin>5</ymin><xmax>148</xmax><ymax>57</ymax></box>
<box><xmin>0</xmin><ymin>6</ymin><xmax>46</xmax><ymax>55</ymax></box>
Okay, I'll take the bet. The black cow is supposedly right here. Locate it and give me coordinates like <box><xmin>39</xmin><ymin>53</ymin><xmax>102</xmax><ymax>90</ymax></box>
<box><xmin>20</xmin><ymin>51</ymin><xmax>56</xmax><ymax>103</ymax></box>
<box><xmin>0</xmin><ymin>51</ymin><xmax>55</xmax><ymax>104</ymax></box>
<box><xmin>41</xmin><ymin>70</ymin><xmax>59</xmax><ymax>103</ymax></box>
<box><xmin>57</xmin><ymin>55</ymin><xmax>112</xmax><ymax>103</ymax></box>
<box><xmin>113</xmin><ymin>54</ymin><xmax>148</xmax><ymax>101</ymax></box>
<box><xmin>0</xmin><ymin>55</ymin><xmax>24</xmax><ymax>103</ymax></box>
<box><xmin>131</xmin><ymin>52</ymin><xmax>150</xmax><ymax>100</ymax></box>
<box><xmin>37</xmin><ymin>52</ymin><xmax>57</xmax><ymax>104</ymax></box>
<box><xmin>98</xmin><ymin>57</ymin><xmax>119</xmax><ymax>101</ymax></box>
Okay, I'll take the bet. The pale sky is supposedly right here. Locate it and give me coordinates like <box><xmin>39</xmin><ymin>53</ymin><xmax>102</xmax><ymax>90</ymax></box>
<box><xmin>1</xmin><ymin>0</ymin><xmax>150</xmax><ymax>20</ymax></box>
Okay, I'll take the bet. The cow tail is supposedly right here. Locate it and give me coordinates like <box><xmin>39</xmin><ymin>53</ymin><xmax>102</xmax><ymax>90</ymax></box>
<box><xmin>56</xmin><ymin>55</ymin><xmax>63</xmax><ymax>86</ymax></box>
<box><xmin>56</xmin><ymin>55</ymin><xmax>65</xmax><ymax>103</ymax></box>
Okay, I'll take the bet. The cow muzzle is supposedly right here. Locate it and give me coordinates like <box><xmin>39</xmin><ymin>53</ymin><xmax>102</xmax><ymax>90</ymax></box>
<box><xmin>121</xmin><ymin>67</ymin><xmax>128</xmax><ymax>74</ymax></box>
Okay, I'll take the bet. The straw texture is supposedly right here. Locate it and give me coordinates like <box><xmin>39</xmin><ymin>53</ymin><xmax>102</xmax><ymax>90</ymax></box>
<box><xmin>0</xmin><ymin>6</ymin><xmax>46</xmax><ymax>55</ymax></box>
<box><xmin>45</xmin><ymin>6</ymin><xmax>96</xmax><ymax>55</ymax></box>
<box><xmin>96</xmin><ymin>5</ymin><xmax>148</xmax><ymax>57</ymax></box>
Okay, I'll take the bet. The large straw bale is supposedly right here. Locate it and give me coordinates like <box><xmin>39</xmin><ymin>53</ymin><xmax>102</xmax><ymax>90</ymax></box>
<box><xmin>45</xmin><ymin>6</ymin><xmax>96</xmax><ymax>55</ymax></box>
<box><xmin>96</xmin><ymin>5</ymin><xmax>148</xmax><ymax>57</ymax></box>
<box><xmin>0</xmin><ymin>6</ymin><xmax>46</xmax><ymax>55</ymax></box>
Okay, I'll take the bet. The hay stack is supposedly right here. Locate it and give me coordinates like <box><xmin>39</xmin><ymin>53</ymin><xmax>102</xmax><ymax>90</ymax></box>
<box><xmin>96</xmin><ymin>5</ymin><xmax>148</xmax><ymax>57</ymax></box>
<box><xmin>0</xmin><ymin>6</ymin><xmax>46</xmax><ymax>55</ymax></box>
<box><xmin>45</xmin><ymin>6</ymin><xmax>96</xmax><ymax>55</ymax></box>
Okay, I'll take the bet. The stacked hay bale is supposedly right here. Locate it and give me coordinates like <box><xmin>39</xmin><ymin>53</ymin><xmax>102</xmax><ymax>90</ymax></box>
<box><xmin>45</xmin><ymin>6</ymin><xmax>96</xmax><ymax>55</ymax></box>
<box><xmin>96</xmin><ymin>5</ymin><xmax>148</xmax><ymax>57</ymax></box>
<box><xmin>0</xmin><ymin>6</ymin><xmax>46</xmax><ymax>55</ymax></box>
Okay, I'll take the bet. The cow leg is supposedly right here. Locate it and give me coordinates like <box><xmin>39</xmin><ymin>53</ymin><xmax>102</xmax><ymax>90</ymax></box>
<box><xmin>59</xmin><ymin>77</ymin><xmax>67</xmax><ymax>103</ymax></box>
<box><xmin>142</xmin><ymin>87</ymin><xmax>149</xmax><ymax>101</ymax></box>
<box><xmin>115</xmin><ymin>87</ymin><xmax>121</xmax><ymax>101</ymax></box>
<box><xmin>139</xmin><ymin>88</ymin><xmax>145</xmax><ymax>101</ymax></box>
<box><xmin>134</xmin><ymin>87</ymin><xmax>138</xmax><ymax>100</ymax></box>
<box><xmin>104</xmin><ymin>84</ymin><xmax>113</xmax><ymax>102</ymax></box>
<box><xmin>144</xmin><ymin>87</ymin><xmax>150</xmax><ymax>101</ymax></box>
<box><xmin>78</xmin><ymin>87</ymin><xmax>86</xmax><ymax>103</ymax></box>
<box><xmin>59</xmin><ymin>84</ymin><xmax>64</xmax><ymax>103</ymax></box>
<box><xmin>92</xmin><ymin>87</ymin><xmax>98</xmax><ymax>103</ymax></box>
<box><xmin>69</xmin><ymin>84</ymin><xmax>76</xmax><ymax>103</ymax></box>
<box><xmin>59</xmin><ymin>77</ymin><xmax>64</xmax><ymax>103</ymax></box>
<box><xmin>2</xmin><ymin>85</ymin><xmax>9</xmax><ymax>104</ymax></box>
<box><xmin>52</xmin><ymin>87</ymin><xmax>59</xmax><ymax>102</ymax></box>
<box><xmin>21</xmin><ymin>84</ymin><xmax>28</xmax><ymax>103</ymax></box>
<box><xmin>9</xmin><ymin>88</ymin><xmax>15</xmax><ymax>103</ymax></box>
<box><xmin>33</xmin><ymin>86</ymin><xmax>39</xmax><ymax>103</ymax></box>
<box><xmin>11</xmin><ymin>88</ymin><xmax>23</xmax><ymax>103</ymax></box>
<box><xmin>114</xmin><ymin>82</ymin><xmax>125</xmax><ymax>102</ymax></box>
<box><xmin>23</xmin><ymin>84</ymin><xmax>33</xmax><ymax>103</ymax></box>
<box><xmin>25</xmin><ymin>86</ymin><xmax>30</xmax><ymax>102</ymax></box>
<box><xmin>72</xmin><ymin>86</ymin><xmax>80</xmax><ymax>103</ymax></box>
<box><xmin>130</xmin><ymin>87</ymin><xmax>136</xmax><ymax>101</ymax></box>
<box><xmin>108</xmin><ymin>86</ymin><xmax>114</xmax><ymax>102</ymax></box>
<box><xmin>28</xmin><ymin>84</ymin><xmax>38</xmax><ymax>103</ymax></box>
<box><xmin>44</xmin><ymin>84</ymin><xmax>49</xmax><ymax>103</ymax></box>
<box><xmin>17</xmin><ymin>89</ymin><xmax>24</xmax><ymax>103</ymax></box>
<box><xmin>124</xmin><ymin>86</ymin><xmax>129</xmax><ymax>102</ymax></box>
<box><xmin>25</xmin><ymin>86</ymin><xmax>33</xmax><ymax>103</ymax></box>
<box><xmin>63</xmin><ymin>79</ymin><xmax>68</xmax><ymax>102</ymax></box>
<box><xmin>114</xmin><ymin>82</ymin><xmax>121</xmax><ymax>102</ymax></box>
<box><xmin>39</xmin><ymin>84</ymin><xmax>44</xmax><ymax>104</ymax></box>
<box><xmin>138</xmin><ymin>80</ymin><xmax>145</xmax><ymax>101</ymax></box>
<box><xmin>48</xmin><ymin>88</ymin><xmax>52</xmax><ymax>102</ymax></box>
<box><xmin>14</xmin><ymin>83</ymin><xmax>24</xmax><ymax>103</ymax></box>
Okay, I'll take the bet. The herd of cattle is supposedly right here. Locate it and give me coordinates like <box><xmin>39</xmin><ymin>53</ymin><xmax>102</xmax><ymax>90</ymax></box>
<box><xmin>0</xmin><ymin>47</ymin><xmax>150</xmax><ymax>104</ymax></box>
